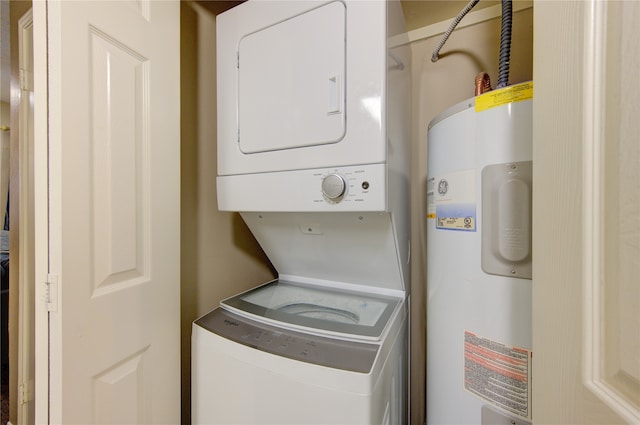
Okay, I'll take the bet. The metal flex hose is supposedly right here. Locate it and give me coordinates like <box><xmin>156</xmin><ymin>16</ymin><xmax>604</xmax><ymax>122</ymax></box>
<box><xmin>496</xmin><ymin>0</ymin><xmax>513</xmax><ymax>88</ymax></box>
<box><xmin>431</xmin><ymin>0</ymin><xmax>480</xmax><ymax>62</ymax></box>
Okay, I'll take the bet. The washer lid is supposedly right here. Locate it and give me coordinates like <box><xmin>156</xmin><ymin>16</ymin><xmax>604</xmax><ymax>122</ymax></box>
<box><xmin>239</xmin><ymin>212</ymin><xmax>407</xmax><ymax>294</ymax></box>
<box><xmin>221</xmin><ymin>280</ymin><xmax>402</xmax><ymax>340</ymax></box>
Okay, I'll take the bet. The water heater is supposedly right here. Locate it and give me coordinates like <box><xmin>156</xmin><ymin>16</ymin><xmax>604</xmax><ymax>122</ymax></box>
<box><xmin>426</xmin><ymin>82</ymin><xmax>533</xmax><ymax>424</ymax></box>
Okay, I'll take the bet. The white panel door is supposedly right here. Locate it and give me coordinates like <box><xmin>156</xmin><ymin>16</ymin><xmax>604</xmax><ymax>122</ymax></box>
<box><xmin>533</xmin><ymin>1</ymin><xmax>639</xmax><ymax>423</ymax></box>
<box><xmin>35</xmin><ymin>1</ymin><xmax>180</xmax><ymax>423</ymax></box>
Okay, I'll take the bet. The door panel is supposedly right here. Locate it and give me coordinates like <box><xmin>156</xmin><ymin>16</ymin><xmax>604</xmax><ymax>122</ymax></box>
<box><xmin>38</xmin><ymin>1</ymin><xmax>180</xmax><ymax>423</ymax></box>
<box><xmin>533</xmin><ymin>1</ymin><xmax>639</xmax><ymax>423</ymax></box>
<box><xmin>599</xmin><ymin>0</ymin><xmax>639</xmax><ymax>414</ymax></box>
<box><xmin>90</xmin><ymin>27</ymin><xmax>149</xmax><ymax>293</ymax></box>
<box><xmin>93</xmin><ymin>348</ymin><xmax>149</xmax><ymax>424</ymax></box>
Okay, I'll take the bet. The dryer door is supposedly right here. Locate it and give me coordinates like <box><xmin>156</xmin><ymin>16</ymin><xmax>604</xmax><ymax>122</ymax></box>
<box><xmin>238</xmin><ymin>1</ymin><xmax>346</xmax><ymax>153</ymax></box>
<box><xmin>217</xmin><ymin>1</ymin><xmax>390</xmax><ymax>176</ymax></box>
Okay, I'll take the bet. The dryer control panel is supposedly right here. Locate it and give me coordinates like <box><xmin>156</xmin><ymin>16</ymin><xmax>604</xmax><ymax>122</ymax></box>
<box><xmin>217</xmin><ymin>163</ymin><xmax>387</xmax><ymax>211</ymax></box>
<box><xmin>195</xmin><ymin>308</ymin><xmax>379</xmax><ymax>373</ymax></box>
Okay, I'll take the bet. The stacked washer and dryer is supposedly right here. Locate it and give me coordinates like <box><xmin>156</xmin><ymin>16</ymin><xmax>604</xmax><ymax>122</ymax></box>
<box><xmin>191</xmin><ymin>1</ymin><xmax>411</xmax><ymax>424</ymax></box>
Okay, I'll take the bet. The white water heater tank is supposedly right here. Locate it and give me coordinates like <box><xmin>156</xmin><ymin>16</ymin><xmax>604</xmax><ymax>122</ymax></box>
<box><xmin>426</xmin><ymin>82</ymin><xmax>533</xmax><ymax>425</ymax></box>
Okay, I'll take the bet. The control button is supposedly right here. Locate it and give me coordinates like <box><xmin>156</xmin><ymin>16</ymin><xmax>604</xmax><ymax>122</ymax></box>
<box><xmin>322</xmin><ymin>174</ymin><xmax>347</xmax><ymax>201</ymax></box>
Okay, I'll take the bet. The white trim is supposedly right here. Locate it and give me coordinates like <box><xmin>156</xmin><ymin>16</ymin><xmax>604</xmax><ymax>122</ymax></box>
<box><xmin>582</xmin><ymin>1</ymin><xmax>640</xmax><ymax>422</ymax></box>
<box><xmin>43</xmin><ymin>0</ymin><xmax>63</xmax><ymax>422</ymax></box>
<box><xmin>32</xmin><ymin>1</ymin><xmax>49</xmax><ymax>424</ymax></box>
<box><xmin>17</xmin><ymin>9</ymin><xmax>34</xmax><ymax>425</ymax></box>
<box><xmin>582</xmin><ymin>0</ymin><xmax>605</xmax><ymax>390</ymax></box>
<box><xmin>389</xmin><ymin>0</ymin><xmax>533</xmax><ymax>48</ymax></box>
<box><xmin>279</xmin><ymin>274</ymin><xmax>406</xmax><ymax>299</ymax></box>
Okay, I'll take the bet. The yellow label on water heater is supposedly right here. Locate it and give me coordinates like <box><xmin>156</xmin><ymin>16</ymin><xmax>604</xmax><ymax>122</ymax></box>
<box><xmin>475</xmin><ymin>81</ymin><xmax>533</xmax><ymax>112</ymax></box>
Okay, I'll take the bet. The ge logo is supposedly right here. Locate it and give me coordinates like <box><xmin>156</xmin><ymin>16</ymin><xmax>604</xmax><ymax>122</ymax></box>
<box><xmin>438</xmin><ymin>179</ymin><xmax>448</xmax><ymax>196</ymax></box>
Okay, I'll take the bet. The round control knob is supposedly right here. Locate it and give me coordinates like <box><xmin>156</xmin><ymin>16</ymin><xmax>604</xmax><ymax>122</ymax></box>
<box><xmin>322</xmin><ymin>174</ymin><xmax>347</xmax><ymax>201</ymax></box>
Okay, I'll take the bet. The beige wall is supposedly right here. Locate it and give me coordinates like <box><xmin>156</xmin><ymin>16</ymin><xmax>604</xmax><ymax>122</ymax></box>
<box><xmin>408</xmin><ymin>7</ymin><xmax>533</xmax><ymax>424</ymax></box>
<box><xmin>402</xmin><ymin>0</ymin><xmax>501</xmax><ymax>31</ymax></box>
<box><xmin>180</xmin><ymin>2</ymin><xmax>276</xmax><ymax>423</ymax></box>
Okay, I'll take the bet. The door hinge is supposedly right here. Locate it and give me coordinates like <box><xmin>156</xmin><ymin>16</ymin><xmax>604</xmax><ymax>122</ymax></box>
<box><xmin>18</xmin><ymin>381</ymin><xmax>33</xmax><ymax>405</ymax></box>
<box><xmin>43</xmin><ymin>274</ymin><xmax>59</xmax><ymax>312</ymax></box>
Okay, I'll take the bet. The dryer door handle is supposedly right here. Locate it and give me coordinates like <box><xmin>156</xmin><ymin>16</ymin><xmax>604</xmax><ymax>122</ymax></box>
<box><xmin>327</xmin><ymin>75</ymin><xmax>342</xmax><ymax>115</ymax></box>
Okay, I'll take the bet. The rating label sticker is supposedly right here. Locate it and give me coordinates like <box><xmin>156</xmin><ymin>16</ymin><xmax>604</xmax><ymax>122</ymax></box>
<box><xmin>430</xmin><ymin>169</ymin><xmax>476</xmax><ymax>232</ymax></box>
<box><xmin>437</xmin><ymin>216</ymin><xmax>475</xmax><ymax>230</ymax></box>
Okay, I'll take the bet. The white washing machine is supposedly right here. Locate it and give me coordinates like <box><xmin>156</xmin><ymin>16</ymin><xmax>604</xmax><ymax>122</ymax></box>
<box><xmin>192</xmin><ymin>279</ymin><xmax>406</xmax><ymax>424</ymax></box>
<box><xmin>192</xmin><ymin>210</ymin><xmax>410</xmax><ymax>424</ymax></box>
<box><xmin>192</xmin><ymin>0</ymin><xmax>412</xmax><ymax>424</ymax></box>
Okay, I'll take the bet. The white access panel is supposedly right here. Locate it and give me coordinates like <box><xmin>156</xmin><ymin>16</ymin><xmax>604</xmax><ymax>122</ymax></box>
<box><xmin>238</xmin><ymin>1</ymin><xmax>346</xmax><ymax>153</ymax></box>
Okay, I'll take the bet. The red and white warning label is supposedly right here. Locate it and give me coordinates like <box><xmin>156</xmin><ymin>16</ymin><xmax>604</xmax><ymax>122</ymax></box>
<box><xmin>464</xmin><ymin>330</ymin><xmax>531</xmax><ymax>419</ymax></box>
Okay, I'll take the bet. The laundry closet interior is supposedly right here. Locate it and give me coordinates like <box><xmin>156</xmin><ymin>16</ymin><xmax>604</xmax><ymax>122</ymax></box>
<box><xmin>180</xmin><ymin>1</ymin><xmax>533</xmax><ymax>424</ymax></box>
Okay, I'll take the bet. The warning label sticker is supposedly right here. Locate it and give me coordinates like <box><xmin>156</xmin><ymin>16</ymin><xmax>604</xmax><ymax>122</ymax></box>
<box><xmin>475</xmin><ymin>81</ymin><xmax>533</xmax><ymax>113</ymax></box>
<box><xmin>464</xmin><ymin>331</ymin><xmax>531</xmax><ymax>419</ymax></box>
<box><xmin>429</xmin><ymin>169</ymin><xmax>476</xmax><ymax>231</ymax></box>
